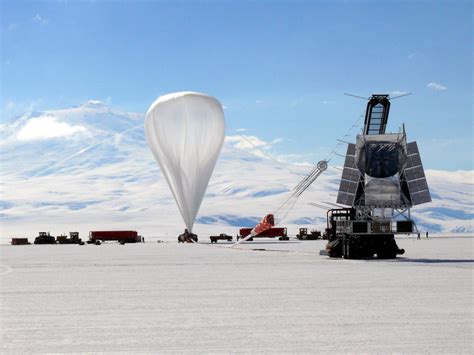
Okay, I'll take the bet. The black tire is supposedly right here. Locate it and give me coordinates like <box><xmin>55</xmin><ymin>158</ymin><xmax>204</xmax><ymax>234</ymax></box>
<box><xmin>343</xmin><ymin>236</ymin><xmax>349</xmax><ymax>259</ymax></box>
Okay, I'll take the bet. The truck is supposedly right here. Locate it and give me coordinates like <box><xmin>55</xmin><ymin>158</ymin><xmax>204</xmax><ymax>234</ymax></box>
<box><xmin>56</xmin><ymin>232</ymin><xmax>84</xmax><ymax>245</ymax></box>
<box><xmin>296</xmin><ymin>228</ymin><xmax>322</xmax><ymax>240</ymax></box>
<box><xmin>87</xmin><ymin>231</ymin><xmax>142</xmax><ymax>245</ymax></box>
<box><xmin>237</xmin><ymin>227</ymin><xmax>289</xmax><ymax>241</ymax></box>
<box><xmin>34</xmin><ymin>232</ymin><xmax>56</xmax><ymax>244</ymax></box>
<box><xmin>325</xmin><ymin>208</ymin><xmax>409</xmax><ymax>258</ymax></box>
<box><xmin>209</xmin><ymin>234</ymin><xmax>233</xmax><ymax>243</ymax></box>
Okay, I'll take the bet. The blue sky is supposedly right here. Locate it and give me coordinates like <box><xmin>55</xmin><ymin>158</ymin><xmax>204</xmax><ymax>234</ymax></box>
<box><xmin>1</xmin><ymin>0</ymin><xmax>472</xmax><ymax>170</ymax></box>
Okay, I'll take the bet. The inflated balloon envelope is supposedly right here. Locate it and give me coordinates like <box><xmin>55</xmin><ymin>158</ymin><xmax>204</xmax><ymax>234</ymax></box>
<box><xmin>145</xmin><ymin>92</ymin><xmax>226</xmax><ymax>234</ymax></box>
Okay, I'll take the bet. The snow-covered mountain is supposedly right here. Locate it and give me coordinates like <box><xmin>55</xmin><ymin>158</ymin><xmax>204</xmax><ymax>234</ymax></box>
<box><xmin>1</xmin><ymin>101</ymin><xmax>472</xmax><ymax>242</ymax></box>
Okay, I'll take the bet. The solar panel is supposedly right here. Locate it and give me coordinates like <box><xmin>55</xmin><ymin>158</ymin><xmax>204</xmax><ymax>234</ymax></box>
<box><xmin>411</xmin><ymin>190</ymin><xmax>432</xmax><ymax>205</ymax></box>
<box><xmin>337</xmin><ymin>192</ymin><xmax>356</xmax><ymax>206</ymax></box>
<box><xmin>404</xmin><ymin>141</ymin><xmax>431</xmax><ymax>205</ymax></box>
<box><xmin>404</xmin><ymin>166</ymin><xmax>425</xmax><ymax>181</ymax></box>
<box><xmin>337</xmin><ymin>143</ymin><xmax>359</xmax><ymax>206</ymax></box>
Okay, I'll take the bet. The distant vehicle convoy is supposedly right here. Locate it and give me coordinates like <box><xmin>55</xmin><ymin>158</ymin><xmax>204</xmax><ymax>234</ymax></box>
<box><xmin>12</xmin><ymin>227</ymin><xmax>328</xmax><ymax>245</ymax></box>
<box><xmin>11</xmin><ymin>231</ymin><xmax>142</xmax><ymax>246</ymax></box>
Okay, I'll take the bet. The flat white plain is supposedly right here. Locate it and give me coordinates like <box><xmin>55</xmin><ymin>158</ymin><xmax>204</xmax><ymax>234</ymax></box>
<box><xmin>1</xmin><ymin>237</ymin><xmax>472</xmax><ymax>353</ymax></box>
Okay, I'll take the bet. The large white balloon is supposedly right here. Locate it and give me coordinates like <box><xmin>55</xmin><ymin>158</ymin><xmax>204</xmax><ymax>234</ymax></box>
<box><xmin>145</xmin><ymin>92</ymin><xmax>225</xmax><ymax>233</ymax></box>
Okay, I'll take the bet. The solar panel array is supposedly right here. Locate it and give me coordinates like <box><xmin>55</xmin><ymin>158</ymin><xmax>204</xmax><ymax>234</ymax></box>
<box><xmin>405</xmin><ymin>141</ymin><xmax>431</xmax><ymax>205</ymax></box>
<box><xmin>337</xmin><ymin>143</ymin><xmax>360</xmax><ymax>206</ymax></box>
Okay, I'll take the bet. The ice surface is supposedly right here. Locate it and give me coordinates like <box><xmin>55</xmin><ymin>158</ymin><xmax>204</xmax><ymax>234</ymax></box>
<box><xmin>1</xmin><ymin>237</ymin><xmax>472</xmax><ymax>353</ymax></box>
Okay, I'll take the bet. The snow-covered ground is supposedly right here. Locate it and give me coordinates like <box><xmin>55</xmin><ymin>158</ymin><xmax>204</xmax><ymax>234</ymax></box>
<box><xmin>1</xmin><ymin>237</ymin><xmax>472</xmax><ymax>353</ymax></box>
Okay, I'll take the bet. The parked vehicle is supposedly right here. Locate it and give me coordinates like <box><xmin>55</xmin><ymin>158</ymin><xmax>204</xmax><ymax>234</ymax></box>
<box><xmin>34</xmin><ymin>232</ymin><xmax>56</xmax><ymax>244</ymax></box>
<box><xmin>56</xmin><ymin>232</ymin><xmax>84</xmax><ymax>245</ymax></box>
<box><xmin>87</xmin><ymin>231</ymin><xmax>142</xmax><ymax>244</ymax></box>
<box><xmin>11</xmin><ymin>238</ymin><xmax>30</xmax><ymax>245</ymax></box>
<box><xmin>237</xmin><ymin>227</ymin><xmax>288</xmax><ymax>241</ymax></box>
<box><xmin>296</xmin><ymin>228</ymin><xmax>322</xmax><ymax>240</ymax></box>
<box><xmin>210</xmin><ymin>234</ymin><xmax>233</xmax><ymax>243</ymax></box>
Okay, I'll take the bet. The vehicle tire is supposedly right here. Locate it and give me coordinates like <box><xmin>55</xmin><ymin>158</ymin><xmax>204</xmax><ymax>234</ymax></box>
<box><xmin>343</xmin><ymin>240</ymin><xmax>349</xmax><ymax>259</ymax></box>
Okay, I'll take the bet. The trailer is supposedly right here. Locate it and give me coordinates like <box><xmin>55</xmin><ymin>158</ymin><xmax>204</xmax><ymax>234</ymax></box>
<box><xmin>11</xmin><ymin>238</ymin><xmax>30</xmax><ymax>245</ymax></box>
<box><xmin>88</xmin><ymin>231</ymin><xmax>142</xmax><ymax>245</ymax></box>
<box><xmin>210</xmin><ymin>234</ymin><xmax>233</xmax><ymax>243</ymax></box>
<box><xmin>237</xmin><ymin>227</ymin><xmax>289</xmax><ymax>241</ymax></box>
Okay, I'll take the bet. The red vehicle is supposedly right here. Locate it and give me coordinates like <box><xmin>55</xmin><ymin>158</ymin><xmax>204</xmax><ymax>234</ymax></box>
<box><xmin>237</xmin><ymin>227</ymin><xmax>289</xmax><ymax>241</ymax></box>
<box><xmin>11</xmin><ymin>238</ymin><xmax>30</xmax><ymax>245</ymax></box>
<box><xmin>88</xmin><ymin>231</ymin><xmax>142</xmax><ymax>244</ymax></box>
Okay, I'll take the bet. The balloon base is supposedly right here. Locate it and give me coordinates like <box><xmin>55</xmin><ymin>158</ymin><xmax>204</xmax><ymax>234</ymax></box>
<box><xmin>178</xmin><ymin>231</ymin><xmax>198</xmax><ymax>243</ymax></box>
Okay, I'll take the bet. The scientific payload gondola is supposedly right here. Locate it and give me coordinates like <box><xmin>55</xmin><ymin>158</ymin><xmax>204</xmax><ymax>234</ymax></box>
<box><xmin>326</xmin><ymin>94</ymin><xmax>431</xmax><ymax>258</ymax></box>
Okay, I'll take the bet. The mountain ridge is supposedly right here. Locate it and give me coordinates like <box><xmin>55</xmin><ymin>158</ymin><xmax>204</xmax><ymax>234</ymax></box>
<box><xmin>1</xmin><ymin>101</ymin><xmax>472</xmax><ymax>242</ymax></box>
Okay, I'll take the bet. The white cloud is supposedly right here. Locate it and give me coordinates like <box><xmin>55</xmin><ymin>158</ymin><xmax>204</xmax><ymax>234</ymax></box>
<box><xmin>32</xmin><ymin>14</ymin><xmax>49</xmax><ymax>26</ymax></box>
<box><xmin>270</xmin><ymin>138</ymin><xmax>284</xmax><ymax>144</ymax></box>
<box><xmin>87</xmin><ymin>99</ymin><xmax>103</xmax><ymax>105</ymax></box>
<box><xmin>226</xmin><ymin>135</ymin><xmax>267</xmax><ymax>149</ymax></box>
<box><xmin>225</xmin><ymin>134</ymin><xmax>287</xmax><ymax>162</ymax></box>
<box><xmin>226</xmin><ymin>135</ymin><xmax>284</xmax><ymax>151</ymax></box>
<box><xmin>427</xmin><ymin>82</ymin><xmax>447</xmax><ymax>91</ymax></box>
<box><xmin>275</xmin><ymin>153</ymin><xmax>312</xmax><ymax>166</ymax></box>
<box><xmin>390</xmin><ymin>90</ymin><xmax>410</xmax><ymax>96</ymax></box>
<box><xmin>17</xmin><ymin>115</ymin><xmax>88</xmax><ymax>141</ymax></box>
